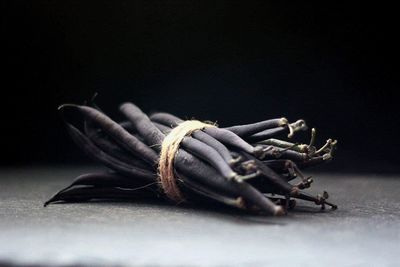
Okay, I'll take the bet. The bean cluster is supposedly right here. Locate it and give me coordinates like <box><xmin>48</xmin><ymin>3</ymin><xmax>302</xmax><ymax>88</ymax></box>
<box><xmin>45</xmin><ymin>101</ymin><xmax>337</xmax><ymax>215</ymax></box>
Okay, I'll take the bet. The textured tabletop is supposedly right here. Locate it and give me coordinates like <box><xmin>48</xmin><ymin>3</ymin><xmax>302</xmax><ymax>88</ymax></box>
<box><xmin>0</xmin><ymin>167</ymin><xmax>399</xmax><ymax>267</ymax></box>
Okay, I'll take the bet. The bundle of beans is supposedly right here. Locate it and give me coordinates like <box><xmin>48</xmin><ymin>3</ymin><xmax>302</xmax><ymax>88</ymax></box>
<box><xmin>45</xmin><ymin>101</ymin><xmax>337</xmax><ymax>215</ymax></box>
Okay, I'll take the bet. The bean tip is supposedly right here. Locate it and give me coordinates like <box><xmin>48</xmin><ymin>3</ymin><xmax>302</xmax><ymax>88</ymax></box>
<box><xmin>279</xmin><ymin>117</ymin><xmax>289</xmax><ymax>126</ymax></box>
<box><xmin>58</xmin><ymin>103</ymin><xmax>80</xmax><ymax>112</ymax></box>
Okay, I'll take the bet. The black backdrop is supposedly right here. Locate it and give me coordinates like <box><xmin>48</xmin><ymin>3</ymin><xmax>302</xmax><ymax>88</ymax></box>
<box><xmin>1</xmin><ymin>1</ymin><xmax>399</xmax><ymax>172</ymax></box>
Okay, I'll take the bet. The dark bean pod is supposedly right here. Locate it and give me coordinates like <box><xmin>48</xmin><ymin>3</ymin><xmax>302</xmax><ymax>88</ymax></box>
<box><xmin>225</xmin><ymin>118</ymin><xmax>288</xmax><ymax>137</ymax></box>
<box><xmin>60</xmin><ymin>104</ymin><xmax>159</xmax><ymax>165</ymax></box>
<box><xmin>84</xmin><ymin>120</ymin><xmax>153</xmax><ymax>170</ymax></box>
<box><xmin>64</xmin><ymin>122</ymin><xmax>156</xmax><ymax>181</ymax></box>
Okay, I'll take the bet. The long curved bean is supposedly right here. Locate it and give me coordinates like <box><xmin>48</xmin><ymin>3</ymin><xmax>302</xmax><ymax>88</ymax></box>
<box><xmin>203</xmin><ymin>127</ymin><xmax>256</xmax><ymax>154</ymax></box>
<box><xmin>60</xmin><ymin>104</ymin><xmax>159</xmax><ymax>165</ymax></box>
<box><xmin>64</xmin><ymin>121</ymin><xmax>156</xmax><ymax>181</ymax></box>
<box><xmin>84</xmin><ymin>120</ymin><xmax>153</xmax><ymax>170</ymax></box>
<box><xmin>225</xmin><ymin>118</ymin><xmax>288</xmax><ymax>137</ymax></box>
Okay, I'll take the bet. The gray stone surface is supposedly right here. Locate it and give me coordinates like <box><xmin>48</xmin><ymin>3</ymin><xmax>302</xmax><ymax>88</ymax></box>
<box><xmin>0</xmin><ymin>167</ymin><xmax>399</xmax><ymax>267</ymax></box>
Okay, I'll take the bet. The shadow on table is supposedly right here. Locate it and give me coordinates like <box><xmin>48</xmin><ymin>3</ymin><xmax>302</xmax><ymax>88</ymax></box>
<box><xmin>46</xmin><ymin>196</ymin><xmax>336</xmax><ymax>226</ymax></box>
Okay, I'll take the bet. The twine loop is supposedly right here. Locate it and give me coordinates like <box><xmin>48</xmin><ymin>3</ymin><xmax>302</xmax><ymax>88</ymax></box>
<box><xmin>158</xmin><ymin>120</ymin><xmax>215</xmax><ymax>202</ymax></box>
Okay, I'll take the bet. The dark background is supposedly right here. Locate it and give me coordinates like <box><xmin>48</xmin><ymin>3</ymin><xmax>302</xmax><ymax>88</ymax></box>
<box><xmin>1</xmin><ymin>1</ymin><xmax>398</xmax><ymax>172</ymax></box>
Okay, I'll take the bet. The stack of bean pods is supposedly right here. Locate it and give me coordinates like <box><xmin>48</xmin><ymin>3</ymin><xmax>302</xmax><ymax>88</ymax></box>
<box><xmin>45</xmin><ymin>101</ymin><xmax>337</xmax><ymax>215</ymax></box>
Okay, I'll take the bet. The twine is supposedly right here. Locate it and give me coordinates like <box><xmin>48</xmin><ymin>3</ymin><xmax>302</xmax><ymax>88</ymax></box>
<box><xmin>158</xmin><ymin>120</ymin><xmax>215</xmax><ymax>202</ymax></box>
